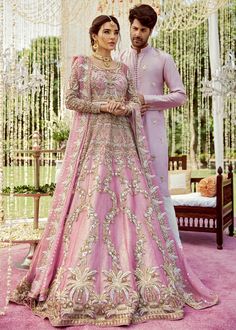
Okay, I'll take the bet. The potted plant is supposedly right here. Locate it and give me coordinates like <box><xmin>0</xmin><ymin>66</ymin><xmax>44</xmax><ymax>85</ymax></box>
<box><xmin>52</xmin><ymin>119</ymin><xmax>70</xmax><ymax>150</ymax></box>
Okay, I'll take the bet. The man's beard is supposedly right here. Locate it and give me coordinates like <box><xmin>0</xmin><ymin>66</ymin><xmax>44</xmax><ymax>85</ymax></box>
<box><xmin>132</xmin><ymin>37</ymin><xmax>147</xmax><ymax>49</ymax></box>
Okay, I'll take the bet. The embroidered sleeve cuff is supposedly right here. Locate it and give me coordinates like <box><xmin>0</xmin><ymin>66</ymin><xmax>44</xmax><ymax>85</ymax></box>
<box><xmin>90</xmin><ymin>102</ymin><xmax>101</xmax><ymax>114</ymax></box>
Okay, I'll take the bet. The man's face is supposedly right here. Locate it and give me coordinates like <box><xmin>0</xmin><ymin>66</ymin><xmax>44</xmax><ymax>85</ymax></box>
<box><xmin>130</xmin><ymin>18</ymin><xmax>152</xmax><ymax>49</ymax></box>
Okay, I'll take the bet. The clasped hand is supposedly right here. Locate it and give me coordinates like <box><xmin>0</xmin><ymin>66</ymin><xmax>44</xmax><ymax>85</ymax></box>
<box><xmin>102</xmin><ymin>100</ymin><xmax>127</xmax><ymax>116</ymax></box>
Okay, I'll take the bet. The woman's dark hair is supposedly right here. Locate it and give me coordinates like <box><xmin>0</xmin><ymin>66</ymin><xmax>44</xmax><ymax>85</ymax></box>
<box><xmin>129</xmin><ymin>4</ymin><xmax>157</xmax><ymax>29</ymax></box>
<box><xmin>89</xmin><ymin>15</ymin><xmax>120</xmax><ymax>48</ymax></box>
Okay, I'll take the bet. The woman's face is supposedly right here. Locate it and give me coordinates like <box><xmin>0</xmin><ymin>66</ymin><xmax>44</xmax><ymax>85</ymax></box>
<box><xmin>94</xmin><ymin>21</ymin><xmax>119</xmax><ymax>52</ymax></box>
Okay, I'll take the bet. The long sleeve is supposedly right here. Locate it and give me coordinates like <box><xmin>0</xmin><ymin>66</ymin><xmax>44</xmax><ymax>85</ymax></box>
<box><xmin>65</xmin><ymin>58</ymin><xmax>101</xmax><ymax>114</ymax></box>
<box><xmin>144</xmin><ymin>54</ymin><xmax>187</xmax><ymax>111</ymax></box>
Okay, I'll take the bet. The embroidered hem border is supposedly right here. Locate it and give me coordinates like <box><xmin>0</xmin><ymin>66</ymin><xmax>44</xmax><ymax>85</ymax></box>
<box><xmin>11</xmin><ymin>299</ymin><xmax>184</xmax><ymax>327</ymax></box>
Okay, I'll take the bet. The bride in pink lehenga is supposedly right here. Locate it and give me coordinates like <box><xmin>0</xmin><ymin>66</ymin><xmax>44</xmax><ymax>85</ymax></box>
<box><xmin>11</xmin><ymin>15</ymin><xmax>218</xmax><ymax>327</ymax></box>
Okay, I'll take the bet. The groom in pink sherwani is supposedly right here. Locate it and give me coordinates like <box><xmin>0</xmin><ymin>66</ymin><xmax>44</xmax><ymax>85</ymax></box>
<box><xmin>119</xmin><ymin>4</ymin><xmax>187</xmax><ymax>246</ymax></box>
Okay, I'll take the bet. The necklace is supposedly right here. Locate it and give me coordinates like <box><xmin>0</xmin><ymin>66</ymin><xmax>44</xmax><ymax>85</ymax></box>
<box><xmin>92</xmin><ymin>53</ymin><xmax>112</xmax><ymax>68</ymax></box>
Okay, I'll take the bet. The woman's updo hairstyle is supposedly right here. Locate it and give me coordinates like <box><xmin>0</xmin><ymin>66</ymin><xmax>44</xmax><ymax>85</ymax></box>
<box><xmin>89</xmin><ymin>15</ymin><xmax>120</xmax><ymax>50</ymax></box>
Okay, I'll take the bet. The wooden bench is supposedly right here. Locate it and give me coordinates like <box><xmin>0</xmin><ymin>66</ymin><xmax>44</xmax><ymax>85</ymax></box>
<box><xmin>168</xmin><ymin>156</ymin><xmax>234</xmax><ymax>249</ymax></box>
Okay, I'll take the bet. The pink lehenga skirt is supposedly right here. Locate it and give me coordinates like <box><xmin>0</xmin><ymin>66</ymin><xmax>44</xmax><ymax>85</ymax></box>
<box><xmin>10</xmin><ymin>112</ymin><xmax>218</xmax><ymax>327</ymax></box>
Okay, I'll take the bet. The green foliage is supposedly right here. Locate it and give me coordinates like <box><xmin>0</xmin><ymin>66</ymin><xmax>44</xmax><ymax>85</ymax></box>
<box><xmin>52</xmin><ymin>120</ymin><xmax>70</xmax><ymax>144</ymax></box>
<box><xmin>2</xmin><ymin>183</ymin><xmax>56</xmax><ymax>196</ymax></box>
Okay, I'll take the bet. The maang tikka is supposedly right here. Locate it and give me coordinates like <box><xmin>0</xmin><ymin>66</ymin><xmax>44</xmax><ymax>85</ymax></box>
<box><xmin>107</xmin><ymin>15</ymin><xmax>115</xmax><ymax>26</ymax></box>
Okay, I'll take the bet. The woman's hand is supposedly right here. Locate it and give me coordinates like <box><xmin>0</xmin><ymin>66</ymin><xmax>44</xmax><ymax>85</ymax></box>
<box><xmin>107</xmin><ymin>100</ymin><xmax>124</xmax><ymax>113</ymax></box>
<box><xmin>101</xmin><ymin>101</ymin><xmax>128</xmax><ymax>116</ymax></box>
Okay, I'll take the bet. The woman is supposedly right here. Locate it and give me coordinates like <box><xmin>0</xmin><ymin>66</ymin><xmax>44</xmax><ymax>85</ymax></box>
<box><xmin>11</xmin><ymin>15</ymin><xmax>218</xmax><ymax>327</ymax></box>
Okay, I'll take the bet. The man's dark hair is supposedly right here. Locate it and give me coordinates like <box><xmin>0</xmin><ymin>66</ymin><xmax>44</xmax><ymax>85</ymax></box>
<box><xmin>129</xmin><ymin>4</ymin><xmax>157</xmax><ymax>30</ymax></box>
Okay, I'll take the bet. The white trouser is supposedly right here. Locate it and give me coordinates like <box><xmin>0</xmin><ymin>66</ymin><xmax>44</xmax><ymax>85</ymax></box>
<box><xmin>163</xmin><ymin>196</ymin><xmax>182</xmax><ymax>248</ymax></box>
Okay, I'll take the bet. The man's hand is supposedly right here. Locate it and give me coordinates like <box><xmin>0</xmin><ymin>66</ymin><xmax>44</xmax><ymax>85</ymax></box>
<box><xmin>138</xmin><ymin>94</ymin><xmax>145</xmax><ymax>105</ymax></box>
<box><xmin>138</xmin><ymin>94</ymin><xmax>150</xmax><ymax>115</ymax></box>
<box><xmin>140</xmin><ymin>104</ymin><xmax>150</xmax><ymax>115</ymax></box>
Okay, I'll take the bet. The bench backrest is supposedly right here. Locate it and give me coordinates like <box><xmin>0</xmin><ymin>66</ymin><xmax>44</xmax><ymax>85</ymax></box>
<box><xmin>168</xmin><ymin>155</ymin><xmax>187</xmax><ymax>170</ymax></box>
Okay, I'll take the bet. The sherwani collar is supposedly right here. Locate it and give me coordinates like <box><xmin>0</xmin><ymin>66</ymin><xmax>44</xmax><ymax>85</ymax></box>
<box><xmin>130</xmin><ymin>44</ymin><xmax>151</xmax><ymax>55</ymax></box>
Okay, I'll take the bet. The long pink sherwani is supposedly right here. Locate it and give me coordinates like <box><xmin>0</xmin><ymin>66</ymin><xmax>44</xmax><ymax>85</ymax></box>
<box><xmin>10</xmin><ymin>56</ymin><xmax>217</xmax><ymax>327</ymax></box>
<box><xmin>119</xmin><ymin>45</ymin><xmax>187</xmax><ymax>197</ymax></box>
<box><xmin>119</xmin><ymin>45</ymin><xmax>187</xmax><ymax>246</ymax></box>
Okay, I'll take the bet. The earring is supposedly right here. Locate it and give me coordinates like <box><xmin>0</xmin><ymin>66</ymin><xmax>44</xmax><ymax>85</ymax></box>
<box><xmin>93</xmin><ymin>41</ymin><xmax>98</xmax><ymax>51</ymax></box>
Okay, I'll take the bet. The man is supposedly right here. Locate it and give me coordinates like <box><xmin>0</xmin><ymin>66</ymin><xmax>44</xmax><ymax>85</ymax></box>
<box><xmin>119</xmin><ymin>4</ymin><xmax>187</xmax><ymax>246</ymax></box>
